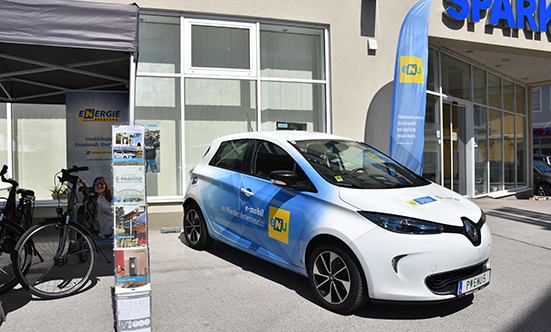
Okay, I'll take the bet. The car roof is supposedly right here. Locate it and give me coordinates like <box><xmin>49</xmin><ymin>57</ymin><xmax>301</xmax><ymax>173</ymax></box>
<box><xmin>213</xmin><ymin>131</ymin><xmax>353</xmax><ymax>145</ymax></box>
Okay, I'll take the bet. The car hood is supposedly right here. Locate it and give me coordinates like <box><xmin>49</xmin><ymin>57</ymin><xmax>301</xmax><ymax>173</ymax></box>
<box><xmin>339</xmin><ymin>183</ymin><xmax>481</xmax><ymax>227</ymax></box>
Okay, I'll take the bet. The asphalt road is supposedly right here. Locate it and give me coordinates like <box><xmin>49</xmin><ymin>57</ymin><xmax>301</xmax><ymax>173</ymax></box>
<box><xmin>1</xmin><ymin>197</ymin><xmax>550</xmax><ymax>331</ymax></box>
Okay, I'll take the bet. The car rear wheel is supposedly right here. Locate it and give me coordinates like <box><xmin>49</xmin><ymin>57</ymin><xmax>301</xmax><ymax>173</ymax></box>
<box><xmin>536</xmin><ymin>182</ymin><xmax>551</xmax><ymax>196</ymax></box>
<box><xmin>183</xmin><ymin>203</ymin><xmax>213</xmax><ymax>250</ymax></box>
<box><xmin>307</xmin><ymin>241</ymin><xmax>367</xmax><ymax>314</ymax></box>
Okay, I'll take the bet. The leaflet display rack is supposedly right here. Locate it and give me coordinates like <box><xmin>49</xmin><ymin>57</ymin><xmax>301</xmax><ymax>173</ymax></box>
<box><xmin>111</xmin><ymin>125</ymin><xmax>151</xmax><ymax>332</ymax></box>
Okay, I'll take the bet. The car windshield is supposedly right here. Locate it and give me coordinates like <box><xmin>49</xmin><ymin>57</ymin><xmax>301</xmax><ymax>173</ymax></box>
<box><xmin>534</xmin><ymin>160</ymin><xmax>551</xmax><ymax>173</ymax></box>
<box><xmin>290</xmin><ymin>139</ymin><xmax>430</xmax><ymax>189</ymax></box>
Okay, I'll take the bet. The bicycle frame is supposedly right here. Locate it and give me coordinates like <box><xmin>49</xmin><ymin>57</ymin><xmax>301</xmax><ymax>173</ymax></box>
<box><xmin>53</xmin><ymin>166</ymin><xmax>99</xmax><ymax>264</ymax></box>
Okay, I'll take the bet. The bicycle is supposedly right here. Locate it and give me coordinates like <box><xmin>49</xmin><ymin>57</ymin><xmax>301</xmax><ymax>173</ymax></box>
<box><xmin>76</xmin><ymin>185</ymin><xmax>100</xmax><ymax>237</ymax></box>
<box><xmin>14</xmin><ymin>165</ymin><xmax>98</xmax><ymax>299</ymax></box>
<box><xmin>13</xmin><ymin>187</ymin><xmax>35</xmax><ymax>231</ymax></box>
<box><xmin>0</xmin><ymin>165</ymin><xmax>32</xmax><ymax>294</ymax></box>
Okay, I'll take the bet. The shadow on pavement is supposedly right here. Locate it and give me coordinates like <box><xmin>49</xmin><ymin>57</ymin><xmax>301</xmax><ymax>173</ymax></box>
<box><xmin>178</xmin><ymin>234</ymin><xmax>473</xmax><ymax>319</ymax></box>
<box><xmin>486</xmin><ymin>207</ymin><xmax>551</xmax><ymax>232</ymax></box>
<box><xmin>0</xmin><ymin>241</ymin><xmax>114</xmax><ymax>316</ymax></box>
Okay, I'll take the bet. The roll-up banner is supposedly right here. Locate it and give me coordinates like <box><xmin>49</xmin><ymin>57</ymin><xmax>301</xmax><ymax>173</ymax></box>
<box><xmin>66</xmin><ymin>91</ymin><xmax>129</xmax><ymax>184</ymax></box>
<box><xmin>389</xmin><ymin>0</ymin><xmax>432</xmax><ymax>175</ymax></box>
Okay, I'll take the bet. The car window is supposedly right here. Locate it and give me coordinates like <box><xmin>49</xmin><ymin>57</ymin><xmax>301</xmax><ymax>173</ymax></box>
<box><xmin>248</xmin><ymin>140</ymin><xmax>311</xmax><ymax>188</ymax></box>
<box><xmin>292</xmin><ymin>139</ymin><xmax>430</xmax><ymax>189</ymax></box>
<box><xmin>209</xmin><ymin>139</ymin><xmax>249</xmax><ymax>171</ymax></box>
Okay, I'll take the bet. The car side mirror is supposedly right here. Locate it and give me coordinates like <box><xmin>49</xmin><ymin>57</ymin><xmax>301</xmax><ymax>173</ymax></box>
<box><xmin>269</xmin><ymin>170</ymin><xmax>297</xmax><ymax>187</ymax></box>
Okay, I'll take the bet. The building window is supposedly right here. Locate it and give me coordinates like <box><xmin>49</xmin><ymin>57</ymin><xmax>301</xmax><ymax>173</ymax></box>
<box><xmin>185</xmin><ymin>19</ymin><xmax>256</xmax><ymax>77</ymax></box>
<box><xmin>138</xmin><ymin>15</ymin><xmax>180</xmax><ymax>74</ymax></box>
<box><xmin>137</xmin><ymin>14</ymin><xmax>329</xmax><ymax>198</ymax></box>
<box><xmin>473</xmin><ymin>67</ymin><xmax>486</xmax><ymax>105</ymax></box>
<box><xmin>441</xmin><ymin>53</ymin><xmax>471</xmax><ymax>100</ymax></box>
<box><xmin>532</xmin><ymin>87</ymin><xmax>542</xmax><ymax>112</ymax></box>
<box><xmin>12</xmin><ymin>104</ymin><xmax>67</xmax><ymax>200</ymax></box>
<box><xmin>426</xmin><ymin>48</ymin><xmax>528</xmax><ymax>196</ymax></box>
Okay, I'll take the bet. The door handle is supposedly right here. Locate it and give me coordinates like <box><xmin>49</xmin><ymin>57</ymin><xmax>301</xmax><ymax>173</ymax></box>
<box><xmin>240</xmin><ymin>188</ymin><xmax>254</xmax><ymax>196</ymax></box>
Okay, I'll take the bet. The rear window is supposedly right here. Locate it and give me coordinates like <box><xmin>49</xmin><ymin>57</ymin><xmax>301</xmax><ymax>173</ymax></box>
<box><xmin>209</xmin><ymin>139</ymin><xmax>249</xmax><ymax>171</ymax></box>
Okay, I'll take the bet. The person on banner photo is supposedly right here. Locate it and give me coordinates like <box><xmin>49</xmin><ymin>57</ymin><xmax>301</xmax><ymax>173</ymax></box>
<box><xmin>79</xmin><ymin>175</ymin><xmax>114</xmax><ymax>238</ymax></box>
<box><xmin>144</xmin><ymin>128</ymin><xmax>159</xmax><ymax>173</ymax></box>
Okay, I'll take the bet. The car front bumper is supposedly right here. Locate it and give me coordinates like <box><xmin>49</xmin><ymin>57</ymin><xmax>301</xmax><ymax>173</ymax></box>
<box><xmin>350</xmin><ymin>223</ymin><xmax>492</xmax><ymax>301</ymax></box>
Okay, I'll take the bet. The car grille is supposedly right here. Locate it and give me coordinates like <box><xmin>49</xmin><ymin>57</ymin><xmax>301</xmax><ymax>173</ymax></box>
<box><xmin>425</xmin><ymin>261</ymin><xmax>488</xmax><ymax>295</ymax></box>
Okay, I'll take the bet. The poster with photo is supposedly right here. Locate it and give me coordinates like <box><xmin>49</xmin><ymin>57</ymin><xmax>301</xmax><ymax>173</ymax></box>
<box><xmin>136</xmin><ymin>121</ymin><xmax>160</xmax><ymax>173</ymax></box>
<box><xmin>115</xmin><ymin>205</ymin><xmax>147</xmax><ymax>248</ymax></box>
<box><xmin>113</xmin><ymin>166</ymin><xmax>146</xmax><ymax>205</ymax></box>
<box><xmin>114</xmin><ymin>248</ymin><xmax>149</xmax><ymax>288</ymax></box>
<box><xmin>66</xmin><ymin>91</ymin><xmax>129</xmax><ymax>186</ymax></box>
<box><xmin>112</xmin><ymin>126</ymin><xmax>144</xmax><ymax>166</ymax></box>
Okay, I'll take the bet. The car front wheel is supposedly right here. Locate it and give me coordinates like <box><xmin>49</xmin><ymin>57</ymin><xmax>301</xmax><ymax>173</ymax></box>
<box><xmin>307</xmin><ymin>241</ymin><xmax>367</xmax><ymax>314</ymax></box>
<box><xmin>183</xmin><ymin>203</ymin><xmax>213</xmax><ymax>250</ymax></box>
<box><xmin>536</xmin><ymin>182</ymin><xmax>551</xmax><ymax>196</ymax></box>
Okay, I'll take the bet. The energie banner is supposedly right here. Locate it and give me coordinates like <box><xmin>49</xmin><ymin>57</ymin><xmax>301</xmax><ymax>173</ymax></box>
<box><xmin>389</xmin><ymin>0</ymin><xmax>432</xmax><ymax>175</ymax></box>
<box><xmin>66</xmin><ymin>91</ymin><xmax>129</xmax><ymax>184</ymax></box>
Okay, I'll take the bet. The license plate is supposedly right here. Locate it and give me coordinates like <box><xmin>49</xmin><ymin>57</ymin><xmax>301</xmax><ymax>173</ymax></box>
<box><xmin>457</xmin><ymin>270</ymin><xmax>491</xmax><ymax>295</ymax></box>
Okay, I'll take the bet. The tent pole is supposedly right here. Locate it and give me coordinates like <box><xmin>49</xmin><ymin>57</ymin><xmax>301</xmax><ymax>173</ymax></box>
<box><xmin>6</xmin><ymin>103</ymin><xmax>12</xmax><ymax>178</ymax></box>
<box><xmin>129</xmin><ymin>53</ymin><xmax>137</xmax><ymax>125</ymax></box>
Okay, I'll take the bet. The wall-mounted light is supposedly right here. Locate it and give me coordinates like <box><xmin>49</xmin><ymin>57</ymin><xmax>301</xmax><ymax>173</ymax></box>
<box><xmin>368</xmin><ymin>39</ymin><xmax>378</xmax><ymax>51</ymax></box>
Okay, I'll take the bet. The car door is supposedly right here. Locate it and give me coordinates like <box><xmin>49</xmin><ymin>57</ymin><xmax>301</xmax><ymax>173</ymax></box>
<box><xmin>238</xmin><ymin>140</ymin><xmax>308</xmax><ymax>266</ymax></box>
<box><xmin>200</xmin><ymin>139</ymin><xmax>249</xmax><ymax>241</ymax></box>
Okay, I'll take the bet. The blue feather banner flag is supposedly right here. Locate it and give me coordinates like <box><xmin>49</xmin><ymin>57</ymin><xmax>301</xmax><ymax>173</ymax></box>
<box><xmin>389</xmin><ymin>0</ymin><xmax>432</xmax><ymax>175</ymax></box>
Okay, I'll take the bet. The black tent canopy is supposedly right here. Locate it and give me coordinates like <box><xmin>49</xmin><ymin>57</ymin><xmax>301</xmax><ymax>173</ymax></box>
<box><xmin>0</xmin><ymin>0</ymin><xmax>139</xmax><ymax>104</ymax></box>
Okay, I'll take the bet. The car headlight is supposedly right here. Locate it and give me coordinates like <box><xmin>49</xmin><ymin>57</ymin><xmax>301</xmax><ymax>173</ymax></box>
<box><xmin>359</xmin><ymin>212</ymin><xmax>444</xmax><ymax>234</ymax></box>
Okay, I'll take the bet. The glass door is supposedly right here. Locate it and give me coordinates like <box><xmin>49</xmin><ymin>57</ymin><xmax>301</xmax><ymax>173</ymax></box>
<box><xmin>443</xmin><ymin>102</ymin><xmax>467</xmax><ymax>195</ymax></box>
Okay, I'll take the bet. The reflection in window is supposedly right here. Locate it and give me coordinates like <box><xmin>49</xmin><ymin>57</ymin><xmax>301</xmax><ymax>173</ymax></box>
<box><xmin>503</xmin><ymin>112</ymin><xmax>515</xmax><ymax>189</ymax></box>
<box><xmin>427</xmin><ymin>48</ymin><xmax>439</xmax><ymax>92</ymax></box>
<box><xmin>136</xmin><ymin>77</ymin><xmax>182</xmax><ymax>196</ymax></box>
<box><xmin>210</xmin><ymin>139</ymin><xmax>249</xmax><ymax>171</ymax></box>
<box><xmin>516</xmin><ymin>115</ymin><xmax>526</xmax><ymax>187</ymax></box>
<box><xmin>261</xmin><ymin>81</ymin><xmax>325</xmax><ymax>132</ymax></box>
<box><xmin>489</xmin><ymin>110</ymin><xmax>502</xmax><ymax>192</ymax></box>
<box><xmin>441</xmin><ymin>54</ymin><xmax>471</xmax><ymax>100</ymax></box>
<box><xmin>138</xmin><ymin>15</ymin><xmax>180</xmax><ymax>74</ymax></box>
<box><xmin>503</xmin><ymin>80</ymin><xmax>514</xmax><ymax>112</ymax></box>
<box><xmin>516</xmin><ymin>84</ymin><xmax>526</xmax><ymax>115</ymax></box>
<box><xmin>192</xmin><ymin>25</ymin><xmax>250</xmax><ymax>70</ymax></box>
<box><xmin>488</xmin><ymin>73</ymin><xmax>501</xmax><ymax>109</ymax></box>
<box><xmin>260</xmin><ymin>25</ymin><xmax>325</xmax><ymax>80</ymax></box>
<box><xmin>185</xmin><ymin>78</ymin><xmax>256</xmax><ymax>176</ymax></box>
<box><xmin>532</xmin><ymin>87</ymin><xmax>541</xmax><ymax>112</ymax></box>
<box><xmin>474</xmin><ymin>106</ymin><xmax>488</xmax><ymax>195</ymax></box>
<box><xmin>423</xmin><ymin>95</ymin><xmax>441</xmax><ymax>184</ymax></box>
<box><xmin>12</xmin><ymin>104</ymin><xmax>66</xmax><ymax>200</ymax></box>
<box><xmin>473</xmin><ymin>67</ymin><xmax>486</xmax><ymax>105</ymax></box>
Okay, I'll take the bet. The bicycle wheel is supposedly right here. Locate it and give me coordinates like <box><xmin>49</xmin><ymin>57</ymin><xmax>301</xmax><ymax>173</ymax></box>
<box><xmin>14</xmin><ymin>221</ymin><xmax>96</xmax><ymax>299</ymax></box>
<box><xmin>0</xmin><ymin>220</ymin><xmax>29</xmax><ymax>294</ymax></box>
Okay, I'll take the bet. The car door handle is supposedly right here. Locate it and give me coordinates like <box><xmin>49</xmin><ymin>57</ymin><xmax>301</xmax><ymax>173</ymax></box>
<box><xmin>240</xmin><ymin>188</ymin><xmax>254</xmax><ymax>196</ymax></box>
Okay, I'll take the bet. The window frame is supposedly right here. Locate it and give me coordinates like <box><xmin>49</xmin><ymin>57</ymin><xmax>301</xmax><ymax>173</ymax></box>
<box><xmin>184</xmin><ymin>19</ymin><xmax>257</xmax><ymax>78</ymax></box>
<box><xmin>532</xmin><ymin>87</ymin><xmax>542</xmax><ymax>112</ymax></box>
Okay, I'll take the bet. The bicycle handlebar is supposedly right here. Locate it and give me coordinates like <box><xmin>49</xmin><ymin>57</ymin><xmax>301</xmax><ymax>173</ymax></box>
<box><xmin>58</xmin><ymin>165</ymin><xmax>89</xmax><ymax>184</ymax></box>
<box><xmin>0</xmin><ymin>165</ymin><xmax>18</xmax><ymax>188</ymax></box>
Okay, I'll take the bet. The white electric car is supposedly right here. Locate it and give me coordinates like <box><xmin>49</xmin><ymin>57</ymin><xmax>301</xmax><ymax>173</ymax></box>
<box><xmin>183</xmin><ymin>131</ymin><xmax>491</xmax><ymax>313</ymax></box>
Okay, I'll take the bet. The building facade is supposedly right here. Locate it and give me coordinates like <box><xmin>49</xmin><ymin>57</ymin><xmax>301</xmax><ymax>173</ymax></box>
<box><xmin>1</xmin><ymin>0</ymin><xmax>548</xmax><ymax>217</ymax></box>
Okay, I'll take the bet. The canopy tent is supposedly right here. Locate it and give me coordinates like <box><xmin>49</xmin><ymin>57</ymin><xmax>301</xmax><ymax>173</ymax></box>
<box><xmin>0</xmin><ymin>0</ymin><xmax>139</xmax><ymax>104</ymax></box>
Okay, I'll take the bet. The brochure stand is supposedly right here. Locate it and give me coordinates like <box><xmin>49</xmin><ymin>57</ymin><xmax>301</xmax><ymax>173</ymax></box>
<box><xmin>111</xmin><ymin>125</ymin><xmax>151</xmax><ymax>332</ymax></box>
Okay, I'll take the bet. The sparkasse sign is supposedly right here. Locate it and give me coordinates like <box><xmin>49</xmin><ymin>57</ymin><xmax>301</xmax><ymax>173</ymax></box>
<box><xmin>445</xmin><ymin>0</ymin><xmax>551</xmax><ymax>32</ymax></box>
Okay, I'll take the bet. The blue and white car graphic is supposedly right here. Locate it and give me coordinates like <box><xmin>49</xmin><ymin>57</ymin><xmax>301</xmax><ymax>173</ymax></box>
<box><xmin>183</xmin><ymin>131</ymin><xmax>491</xmax><ymax>313</ymax></box>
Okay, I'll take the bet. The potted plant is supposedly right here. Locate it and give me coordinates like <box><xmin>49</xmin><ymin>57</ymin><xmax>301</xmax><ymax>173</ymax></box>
<box><xmin>49</xmin><ymin>183</ymin><xmax>68</xmax><ymax>200</ymax></box>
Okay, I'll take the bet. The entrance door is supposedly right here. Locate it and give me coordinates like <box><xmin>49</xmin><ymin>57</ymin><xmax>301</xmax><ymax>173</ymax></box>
<box><xmin>443</xmin><ymin>102</ymin><xmax>467</xmax><ymax>195</ymax></box>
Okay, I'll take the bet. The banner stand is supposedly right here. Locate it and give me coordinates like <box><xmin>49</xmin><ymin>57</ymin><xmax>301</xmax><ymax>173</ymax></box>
<box><xmin>111</xmin><ymin>125</ymin><xmax>151</xmax><ymax>332</ymax></box>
